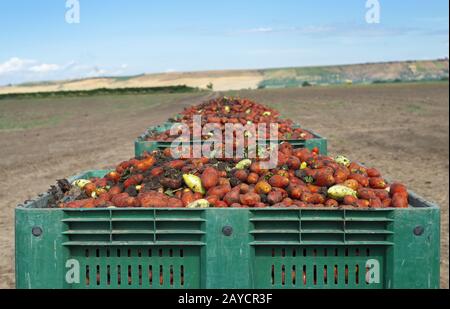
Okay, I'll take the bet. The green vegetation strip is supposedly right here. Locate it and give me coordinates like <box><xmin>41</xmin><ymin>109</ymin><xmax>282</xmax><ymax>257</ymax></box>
<box><xmin>0</xmin><ymin>85</ymin><xmax>201</xmax><ymax>100</ymax></box>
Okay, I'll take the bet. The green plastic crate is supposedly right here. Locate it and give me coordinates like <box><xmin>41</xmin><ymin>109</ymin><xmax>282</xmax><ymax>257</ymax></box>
<box><xmin>135</xmin><ymin>124</ymin><xmax>327</xmax><ymax>157</ymax></box>
<box><xmin>16</xmin><ymin>170</ymin><xmax>440</xmax><ymax>289</ymax></box>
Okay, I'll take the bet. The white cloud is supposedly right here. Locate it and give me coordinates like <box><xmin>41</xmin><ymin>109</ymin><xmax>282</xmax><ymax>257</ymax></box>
<box><xmin>294</xmin><ymin>25</ymin><xmax>335</xmax><ymax>34</ymax></box>
<box><xmin>0</xmin><ymin>57</ymin><xmax>130</xmax><ymax>85</ymax></box>
<box><xmin>108</xmin><ymin>64</ymin><xmax>129</xmax><ymax>75</ymax></box>
<box><xmin>69</xmin><ymin>63</ymin><xmax>129</xmax><ymax>77</ymax></box>
<box><xmin>247</xmin><ymin>48</ymin><xmax>311</xmax><ymax>55</ymax></box>
<box><xmin>88</xmin><ymin>69</ymin><xmax>108</xmax><ymax>77</ymax></box>
<box><xmin>235</xmin><ymin>25</ymin><xmax>333</xmax><ymax>35</ymax></box>
<box><xmin>415</xmin><ymin>16</ymin><xmax>449</xmax><ymax>23</ymax></box>
<box><xmin>71</xmin><ymin>64</ymin><xmax>92</xmax><ymax>72</ymax></box>
<box><xmin>29</xmin><ymin>63</ymin><xmax>60</xmax><ymax>73</ymax></box>
<box><xmin>234</xmin><ymin>23</ymin><xmax>443</xmax><ymax>38</ymax></box>
<box><xmin>0</xmin><ymin>57</ymin><xmax>36</xmax><ymax>75</ymax></box>
<box><xmin>241</xmin><ymin>27</ymin><xmax>274</xmax><ymax>34</ymax></box>
<box><xmin>0</xmin><ymin>57</ymin><xmax>61</xmax><ymax>75</ymax></box>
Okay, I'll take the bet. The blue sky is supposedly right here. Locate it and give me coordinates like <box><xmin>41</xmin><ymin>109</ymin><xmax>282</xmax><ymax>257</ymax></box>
<box><xmin>0</xmin><ymin>0</ymin><xmax>448</xmax><ymax>85</ymax></box>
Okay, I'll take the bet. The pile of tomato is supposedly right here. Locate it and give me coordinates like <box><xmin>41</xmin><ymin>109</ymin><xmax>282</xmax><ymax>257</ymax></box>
<box><xmin>58</xmin><ymin>143</ymin><xmax>408</xmax><ymax>209</ymax></box>
<box><xmin>146</xmin><ymin>97</ymin><xmax>315</xmax><ymax>141</ymax></box>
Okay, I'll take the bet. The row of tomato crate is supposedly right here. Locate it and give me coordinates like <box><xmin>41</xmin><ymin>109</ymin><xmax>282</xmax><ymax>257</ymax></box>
<box><xmin>15</xmin><ymin>118</ymin><xmax>441</xmax><ymax>289</ymax></box>
<box><xmin>16</xmin><ymin>120</ymin><xmax>330</xmax><ymax>289</ymax></box>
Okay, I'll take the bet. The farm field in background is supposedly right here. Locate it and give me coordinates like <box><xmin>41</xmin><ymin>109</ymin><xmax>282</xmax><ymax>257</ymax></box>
<box><xmin>0</xmin><ymin>59</ymin><xmax>448</xmax><ymax>94</ymax></box>
<box><xmin>0</xmin><ymin>82</ymin><xmax>448</xmax><ymax>288</ymax></box>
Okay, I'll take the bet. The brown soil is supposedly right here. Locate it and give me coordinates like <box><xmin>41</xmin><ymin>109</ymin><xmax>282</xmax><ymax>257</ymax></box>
<box><xmin>0</xmin><ymin>83</ymin><xmax>448</xmax><ymax>288</ymax></box>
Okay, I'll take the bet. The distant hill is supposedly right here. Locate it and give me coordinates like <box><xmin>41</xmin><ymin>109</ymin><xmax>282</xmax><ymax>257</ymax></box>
<box><xmin>0</xmin><ymin>59</ymin><xmax>448</xmax><ymax>95</ymax></box>
<box><xmin>259</xmin><ymin>59</ymin><xmax>449</xmax><ymax>88</ymax></box>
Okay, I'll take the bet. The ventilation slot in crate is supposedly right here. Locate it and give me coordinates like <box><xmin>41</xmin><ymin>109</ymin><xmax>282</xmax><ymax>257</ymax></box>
<box><xmin>253</xmin><ymin>246</ymin><xmax>385</xmax><ymax>289</ymax></box>
<box><xmin>69</xmin><ymin>246</ymin><xmax>200</xmax><ymax>289</ymax></box>
<box><xmin>62</xmin><ymin>209</ymin><xmax>206</xmax><ymax>246</ymax></box>
<box><xmin>250</xmin><ymin>209</ymin><xmax>393</xmax><ymax>245</ymax></box>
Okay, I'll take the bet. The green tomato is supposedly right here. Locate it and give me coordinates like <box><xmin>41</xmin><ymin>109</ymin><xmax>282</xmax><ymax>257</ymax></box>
<box><xmin>187</xmin><ymin>199</ymin><xmax>210</xmax><ymax>209</ymax></box>
<box><xmin>327</xmin><ymin>185</ymin><xmax>357</xmax><ymax>201</ymax></box>
<box><xmin>182</xmin><ymin>174</ymin><xmax>206</xmax><ymax>194</ymax></box>
<box><xmin>72</xmin><ymin>179</ymin><xmax>91</xmax><ymax>189</ymax></box>
<box><xmin>235</xmin><ymin>159</ymin><xmax>252</xmax><ymax>170</ymax></box>
<box><xmin>335</xmin><ymin>155</ymin><xmax>351</xmax><ymax>167</ymax></box>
